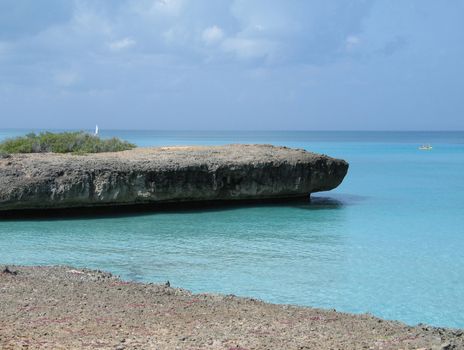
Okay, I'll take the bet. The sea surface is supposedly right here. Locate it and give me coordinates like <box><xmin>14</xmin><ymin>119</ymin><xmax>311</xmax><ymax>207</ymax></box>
<box><xmin>1</xmin><ymin>130</ymin><xmax>464</xmax><ymax>328</ymax></box>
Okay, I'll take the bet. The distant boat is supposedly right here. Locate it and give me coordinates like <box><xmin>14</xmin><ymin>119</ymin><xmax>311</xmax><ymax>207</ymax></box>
<box><xmin>95</xmin><ymin>125</ymin><xmax>99</xmax><ymax>136</ymax></box>
<box><xmin>418</xmin><ymin>144</ymin><xmax>432</xmax><ymax>150</ymax></box>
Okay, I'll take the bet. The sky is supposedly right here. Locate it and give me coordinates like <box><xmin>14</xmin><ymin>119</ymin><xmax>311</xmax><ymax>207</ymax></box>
<box><xmin>0</xmin><ymin>0</ymin><xmax>463</xmax><ymax>130</ymax></box>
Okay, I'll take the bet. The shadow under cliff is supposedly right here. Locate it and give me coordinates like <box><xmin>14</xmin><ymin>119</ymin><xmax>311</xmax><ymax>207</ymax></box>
<box><xmin>0</xmin><ymin>194</ymin><xmax>365</xmax><ymax>221</ymax></box>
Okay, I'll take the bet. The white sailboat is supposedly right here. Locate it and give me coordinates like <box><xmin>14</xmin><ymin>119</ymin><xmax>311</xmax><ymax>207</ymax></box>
<box><xmin>95</xmin><ymin>125</ymin><xmax>99</xmax><ymax>136</ymax></box>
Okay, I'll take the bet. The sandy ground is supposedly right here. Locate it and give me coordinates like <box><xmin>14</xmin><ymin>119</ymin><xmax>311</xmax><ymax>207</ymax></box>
<box><xmin>0</xmin><ymin>266</ymin><xmax>462</xmax><ymax>350</ymax></box>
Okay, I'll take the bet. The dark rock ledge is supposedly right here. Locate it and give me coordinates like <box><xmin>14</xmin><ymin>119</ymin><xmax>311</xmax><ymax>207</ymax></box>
<box><xmin>0</xmin><ymin>144</ymin><xmax>348</xmax><ymax>212</ymax></box>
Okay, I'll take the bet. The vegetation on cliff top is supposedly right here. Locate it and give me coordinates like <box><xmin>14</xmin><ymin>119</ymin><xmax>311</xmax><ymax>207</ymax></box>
<box><xmin>0</xmin><ymin>131</ymin><xmax>136</xmax><ymax>154</ymax></box>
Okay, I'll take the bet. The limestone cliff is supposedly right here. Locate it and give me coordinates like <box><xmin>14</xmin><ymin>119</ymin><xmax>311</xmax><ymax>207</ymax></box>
<box><xmin>0</xmin><ymin>144</ymin><xmax>348</xmax><ymax>211</ymax></box>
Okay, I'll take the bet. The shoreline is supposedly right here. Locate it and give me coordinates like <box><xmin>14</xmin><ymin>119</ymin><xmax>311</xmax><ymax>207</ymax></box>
<box><xmin>1</xmin><ymin>266</ymin><xmax>462</xmax><ymax>349</ymax></box>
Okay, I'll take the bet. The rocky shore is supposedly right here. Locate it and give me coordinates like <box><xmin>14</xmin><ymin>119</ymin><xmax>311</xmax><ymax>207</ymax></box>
<box><xmin>0</xmin><ymin>266</ymin><xmax>462</xmax><ymax>350</ymax></box>
<box><xmin>0</xmin><ymin>144</ymin><xmax>348</xmax><ymax>212</ymax></box>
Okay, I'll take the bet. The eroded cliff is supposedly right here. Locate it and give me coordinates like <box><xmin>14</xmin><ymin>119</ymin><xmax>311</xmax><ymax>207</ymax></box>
<box><xmin>0</xmin><ymin>144</ymin><xmax>348</xmax><ymax>211</ymax></box>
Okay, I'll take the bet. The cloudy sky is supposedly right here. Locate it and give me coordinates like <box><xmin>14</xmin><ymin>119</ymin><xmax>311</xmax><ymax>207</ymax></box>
<box><xmin>0</xmin><ymin>0</ymin><xmax>463</xmax><ymax>130</ymax></box>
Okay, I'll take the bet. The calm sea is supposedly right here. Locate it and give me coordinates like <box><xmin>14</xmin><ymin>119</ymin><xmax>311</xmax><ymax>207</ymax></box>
<box><xmin>1</xmin><ymin>130</ymin><xmax>463</xmax><ymax>328</ymax></box>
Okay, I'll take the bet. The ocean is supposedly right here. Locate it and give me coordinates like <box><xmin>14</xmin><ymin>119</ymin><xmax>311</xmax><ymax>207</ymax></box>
<box><xmin>1</xmin><ymin>130</ymin><xmax>463</xmax><ymax>328</ymax></box>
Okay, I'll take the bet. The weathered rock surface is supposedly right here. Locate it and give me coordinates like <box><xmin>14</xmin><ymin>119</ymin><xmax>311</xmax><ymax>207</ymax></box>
<box><xmin>0</xmin><ymin>144</ymin><xmax>348</xmax><ymax>212</ymax></box>
<box><xmin>0</xmin><ymin>266</ymin><xmax>462</xmax><ymax>350</ymax></box>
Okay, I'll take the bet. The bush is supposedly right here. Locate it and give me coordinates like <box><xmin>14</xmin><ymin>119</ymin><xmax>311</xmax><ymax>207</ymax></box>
<box><xmin>0</xmin><ymin>131</ymin><xmax>136</xmax><ymax>154</ymax></box>
<box><xmin>0</xmin><ymin>152</ymin><xmax>10</xmax><ymax>159</ymax></box>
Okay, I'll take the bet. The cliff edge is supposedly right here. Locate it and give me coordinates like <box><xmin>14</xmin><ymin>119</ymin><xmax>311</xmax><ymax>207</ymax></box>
<box><xmin>0</xmin><ymin>144</ymin><xmax>348</xmax><ymax>212</ymax></box>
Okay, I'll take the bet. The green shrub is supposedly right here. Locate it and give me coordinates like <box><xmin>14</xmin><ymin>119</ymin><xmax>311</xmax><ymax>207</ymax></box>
<box><xmin>0</xmin><ymin>151</ymin><xmax>10</xmax><ymax>159</ymax></box>
<box><xmin>0</xmin><ymin>131</ymin><xmax>136</xmax><ymax>154</ymax></box>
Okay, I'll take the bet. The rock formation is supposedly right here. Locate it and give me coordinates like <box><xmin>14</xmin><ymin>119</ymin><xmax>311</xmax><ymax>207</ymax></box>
<box><xmin>0</xmin><ymin>144</ymin><xmax>348</xmax><ymax>212</ymax></box>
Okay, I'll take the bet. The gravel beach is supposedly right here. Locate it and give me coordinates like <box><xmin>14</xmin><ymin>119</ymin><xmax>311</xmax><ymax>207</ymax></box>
<box><xmin>0</xmin><ymin>266</ymin><xmax>462</xmax><ymax>349</ymax></box>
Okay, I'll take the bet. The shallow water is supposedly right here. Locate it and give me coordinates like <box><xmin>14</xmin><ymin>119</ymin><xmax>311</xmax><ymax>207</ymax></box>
<box><xmin>1</xmin><ymin>130</ymin><xmax>464</xmax><ymax>328</ymax></box>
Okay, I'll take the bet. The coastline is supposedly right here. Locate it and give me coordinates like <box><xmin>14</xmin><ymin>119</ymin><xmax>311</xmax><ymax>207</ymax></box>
<box><xmin>1</xmin><ymin>266</ymin><xmax>462</xmax><ymax>350</ymax></box>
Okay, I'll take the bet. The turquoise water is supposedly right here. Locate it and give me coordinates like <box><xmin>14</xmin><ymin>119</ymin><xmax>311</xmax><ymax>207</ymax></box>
<box><xmin>1</xmin><ymin>130</ymin><xmax>464</xmax><ymax>328</ymax></box>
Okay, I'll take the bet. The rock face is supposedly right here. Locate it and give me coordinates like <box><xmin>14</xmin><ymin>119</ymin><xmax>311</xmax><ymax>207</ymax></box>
<box><xmin>0</xmin><ymin>144</ymin><xmax>348</xmax><ymax>212</ymax></box>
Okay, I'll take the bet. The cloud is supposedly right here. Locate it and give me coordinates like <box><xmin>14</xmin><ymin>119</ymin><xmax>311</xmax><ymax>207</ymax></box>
<box><xmin>108</xmin><ymin>37</ymin><xmax>136</xmax><ymax>51</ymax></box>
<box><xmin>228</xmin><ymin>1</ymin><xmax>373</xmax><ymax>64</ymax></box>
<box><xmin>202</xmin><ymin>25</ymin><xmax>224</xmax><ymax>45</ymax></box>
<box><xmin>345</xmin><ymin>35</ymin><xmax>361</xmax><ymax>51</ymax></box>
<box><xmin>145</xmin><ymin>0</ymin><xmax>184</xmax><ymax>17</ymax></box>
<box><xmin>156</xmin><ymin>0</ymin><xmax>183</xmax><ymax>12</ymax></box>
<box><xmin>0</xmin><ymin>0</ymin><xmax>378</xmax><ymax>102</ymax></box>
<box><xmin>0</xmin><ymin>0</ymin><xmax>462</xmax><ymax>131</ymax></box>
<box><xmin>71</xmin><ymin>2</ymin><xmax>113</xmax><ymax>37</ymax></box>
<box><xmin>1</xmin><ymin>1</ymin><xmax>375</xmax><ymax>67</ymax></box>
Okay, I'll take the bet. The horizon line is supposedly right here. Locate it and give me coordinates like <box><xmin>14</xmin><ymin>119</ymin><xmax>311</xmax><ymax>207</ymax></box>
<box><xmin>1</xmin><ymin>128</ymin><xmax>464</xmax><ymax>133</ymax></box>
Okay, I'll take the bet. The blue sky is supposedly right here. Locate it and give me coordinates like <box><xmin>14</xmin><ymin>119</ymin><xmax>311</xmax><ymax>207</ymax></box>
<box><xmin>0</xmin><ymin>0</ymin><xmax>463</xmax><ymax>130</ymax></box>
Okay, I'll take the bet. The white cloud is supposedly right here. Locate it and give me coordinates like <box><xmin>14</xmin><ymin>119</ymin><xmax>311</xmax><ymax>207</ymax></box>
<box><xmin>150</xmin><ymin>0</ymin><xmax>184</xmax><ymax>17</ymax></box>
<box><xmin>202</xmin><ymin>25</ymin><xmax>224</xmax><ymax>45</ymax></box>
<box><xmin>108</xmin><ymin>37</ymin><xmax>136</xmax><ymax>51</ymax></box>
<box><xmin>72</xmin><ymin>2</ymin><xmax>112</xmax><ymax>36</ymax></box>
<box><xmin>345</xmin><ymin>35</ymin><xmax>361</xmax><ymax>50</ymax></box>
